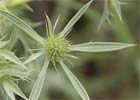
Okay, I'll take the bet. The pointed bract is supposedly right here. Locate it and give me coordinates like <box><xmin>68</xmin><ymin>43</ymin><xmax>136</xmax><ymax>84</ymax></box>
<box><xmin>29</xmin><ymin>59</ymin><xmax>50</xmax><ymax>100</ymax></box>
<box><xmin>53</xmin><ymin>15</ymin><xmax>60</xmax><ymax>34</ymax></box>
<box><xmin>111</xmin><ymin>0</ymin><xmax>122</xmax><ymax>22</ymax></box>
<box><xmin>59</xmin><ymin>0</ymin><xmax>94</xmax><ymax>37</ymax></box>
<box><xmin>71</xmin><ymin>42</ymin><xmax>135</xmax><ymax>52</ymax></box>
<box><xmin>2</xmin><ymin>80</ymin><xmax>28</xmax><ymax>100</ymax></box>
<box><xmin>0</xmin><ymin>10</ymin><xmax>46</xmax><ymax>45</ymax></box>
<box><xmin>60</xmin><ymin>61</ymin><xmax>90</xmax><ymax>100</ymax></box>
<box><xmin>45</xmin><ymin>13</ymin><xmax>53</xmax><ymax>37</ymax></box>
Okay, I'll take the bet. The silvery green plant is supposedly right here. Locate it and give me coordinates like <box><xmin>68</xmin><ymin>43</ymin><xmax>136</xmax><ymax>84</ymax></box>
<box><xmin>0</xmin><ymin>40</ymin><xmax>29</xmax><ymax>100</ymax></box>
<box><xmin>0</xmin><ymin>0</ymin><xmax>135</xmax><ymax>100</ymax></box>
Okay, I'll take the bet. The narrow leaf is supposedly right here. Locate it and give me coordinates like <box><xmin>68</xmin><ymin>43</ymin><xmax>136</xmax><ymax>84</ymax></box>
<box><xmin>63</xmin><ymin>28</ymin><xmax>73</xmax><ymax>37</ymax></box>
<box><xmin>45</xmin><ymin>14</ymin><xmax>53</xmax><ymax>36</ymax></box>
<box><xmin>29</xmin><ymin>59</ymin><xmax>50</xmax><ymax>100</ymax></box>
<box><xmin>2</xmin><ymin>82</ymin><xmax>16</xmax><ymax>100</ymax></box>
<box><xmin>71</xmin><ymin>42</ymin><xmax>135</xmax><ymax>52</ymax></box>
<box><xmin>97</xmin><ymin>0</ymin><xmax>108</xmax><ymax>31</ymax></box>
<box><xmin>2</xmin><ymin>80</ymin><xmax>28</xmax><ymax>100</ymax></box>
<box><xmin>111</xmin><ymin>0</ymin><xmax>122</xmax><ymax>21</ymax></box>
<box><xmin>24</xmin><ymin>51</ymin><xmax>43</xmax><ymax>64</ymax></box>
<box><xmin>0</xmin><ymin>50</ymin><xmax>27</xmax><ymax>69</ymax></box>
<box><xmin>60</xmin><ymin>61</ymin><xmax>90</xmax><ymax>100</ymax></box>
<box><xmin>53</xmin><ymin>15</ymin><xmax>60</xmax><ymax>34</ymax></box>
<box><xmin>0</xmin><ymin>10</ymin><xmax>45</xmax><ymax>45</ymax></box>
<box><xmin>59</xmin><ymin>0</ymin><xmax>93</xmax><ymax>37</ymax></box>
<box><xmin>0</xmin><ymin>68</ymin><xmax>28</xmax><ymax>80</ymax></box>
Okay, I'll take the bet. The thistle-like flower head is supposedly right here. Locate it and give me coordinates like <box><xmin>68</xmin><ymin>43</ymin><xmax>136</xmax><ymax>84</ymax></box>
<box><xmin>44</xmin><ymin>36</ymin><xmax>70</xmax><ymax>62</ymax></box>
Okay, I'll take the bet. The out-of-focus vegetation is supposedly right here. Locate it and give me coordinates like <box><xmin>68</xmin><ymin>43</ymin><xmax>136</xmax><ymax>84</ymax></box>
<box><xmin>0</xmin><ymin>0</ymin><xmax>139</xmax><ymax>100</ymax></box>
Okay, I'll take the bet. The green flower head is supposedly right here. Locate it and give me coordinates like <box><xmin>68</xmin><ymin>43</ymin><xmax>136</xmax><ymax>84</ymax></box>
<box><xmin>44</xmin><ymin>36</ymin><xmax>70</xmax><ymax>62</ymax></box>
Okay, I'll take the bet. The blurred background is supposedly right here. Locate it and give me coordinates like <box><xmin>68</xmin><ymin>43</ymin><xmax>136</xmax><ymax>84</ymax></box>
<box><xmin>1</xmin><ymin>0</ymin><xmax>139</xmax><ymax>100</ymax></box>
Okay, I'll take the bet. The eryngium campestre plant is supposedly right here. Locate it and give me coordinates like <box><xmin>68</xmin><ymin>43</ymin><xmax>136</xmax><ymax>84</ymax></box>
<box><xmin>0</xmin><ymin>40</ymin><xmax>29</xmax><ymax>100</ymax></box>
<box><xmin>0</xmin><ymin>0</ymin><xmax>135</xmax><ymax>100</ymax></box>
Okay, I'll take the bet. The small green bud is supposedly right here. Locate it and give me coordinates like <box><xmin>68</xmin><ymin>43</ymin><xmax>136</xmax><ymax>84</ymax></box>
<box><xmin>44</xmin><ymin>36</ymin><xmax>70</xmax><ymax>62</ymax></box>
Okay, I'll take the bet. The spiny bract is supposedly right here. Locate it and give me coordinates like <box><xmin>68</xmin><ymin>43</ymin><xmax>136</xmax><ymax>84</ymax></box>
<box><xmin>44</xmin><ymin>36</ymin><xmax>70</xmax><ymax>62</ymax></box>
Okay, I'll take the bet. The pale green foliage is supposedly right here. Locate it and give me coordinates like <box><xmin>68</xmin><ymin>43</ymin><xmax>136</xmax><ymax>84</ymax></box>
<box><xmin>29</xmin><ymin>59</ymin><xmax>50</xmax><ymax>100</ymax></box>
<box><xmin>111</xmin><ymin>0</ymin><xmax>122</xmax><ymax>21</ymax></box>
<box><xmin>2</xmin><ymin>80</ymin><xmax>28</xmax><ymax>100</ymax></box>
<box><xmin>0</xmin><ymin>10</ymin><xmax>46</xmax><ymax>45</ymax></box>
<box><xmin>0</xmin><ymin>40</ymin><xmax>28</xmax><ymax>100</ymax></box>
<box><xmin>98</xmin><ymin>0</ymin><xmax>123</xmax><ymax>30</ymax></box>
<box><xmin>0</xmin><ymin>68</ymin><xmax>28</xmax><ymax>80</ymax></box>
<box><xmin>60</xmin><ymin>61</ymin><xmax>90</xmax><ymax>100</ymax></box>
<box><xmin>24</xmin><ymin>52</ymin><xmax>43</xmax><ymax>64</ymax></box>
<box><xmin>53</xmin><ymin>16</ymin><xmax>60</xmax><ymax>34</ymax></box>
<box><xmin>0</xmin><ymin>50</ymin><xmax>27</xmax><ymax>69</ymax></box>
<box><xmin>71</xmin><ymin>42</ymin><xmax>135</xmax><ymax>52</ymax></box>
<box><xmin>0</xmin><ymin>0</ymin><xmax>135</xmax><ymax>100</ymax></box>
<box><xmin>45</xmin><ymin>14</ymin><xmax>53</xmax><ymax>36</ymax></box>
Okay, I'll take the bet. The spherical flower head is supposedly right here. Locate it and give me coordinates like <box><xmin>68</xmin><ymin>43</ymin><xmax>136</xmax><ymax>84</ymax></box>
<box><xmin>44</xmin><ymin>36</ymin><xmax>70</xmax><ymax>62</ymax></box>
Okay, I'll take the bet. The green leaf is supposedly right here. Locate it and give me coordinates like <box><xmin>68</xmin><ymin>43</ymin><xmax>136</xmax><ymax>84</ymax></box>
<box><xmin>0</xmin><ymin>50</ymin><xmax>27</xmax><ymax>69</ymax></box>
<box><xmin>0</xmin><ymin>68</ymin><xmax>28</xmax><ymax>80</ymax></box>
<box><xmin>53</xmin><ymin>15</ymin><xmax>60</xmax><ymax>34</ymax></box>
<box><xmin>0</xmin><ymin>10</ymin><xmax>46</xmax><ymax>45</ymax></box>
<box><xmin>24</xmin><ymin>51</ymin><xmax>43</xmax><ymax>64</ymax></box>
<box><xmin>29</xmin><ymin>58</ymin><xmax>50</xmax><ymax>100</ymax></box>
<box><xmin>60</xmin><ymin>61</ymin><xmax>90</xmax><ymax>100</ymax></box>
<box><xmin>97</xmin><ymin>0</ymin><xmax>108</xmax><ymax>31</ymax></box>
<box><xmin>59</xmin><ymin>0</ymin><xmax>93</xmax><ymax>37</ymax></box>
<box><xmin>3</xmin><ymin>83</ymin><xmax>16</xmax><ymax>100</ymax></box>
<box><xmin>71</xmin><ymin>42</ymin><xmax>135</xmax><ymax>52</ymax></box>
<box><xmin>2</xmin><ymin>80</ymin><xmax>28</xmax><ymax>100</ymax></box>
